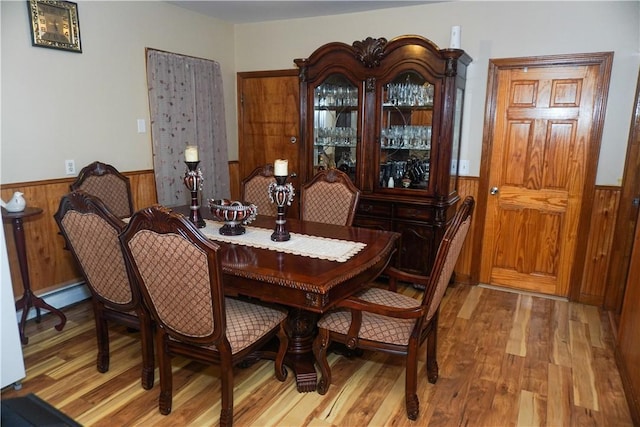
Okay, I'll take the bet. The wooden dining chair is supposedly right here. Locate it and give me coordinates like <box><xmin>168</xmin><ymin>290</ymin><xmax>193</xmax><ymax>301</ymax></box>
<box><xmin>313</xmin><ymin>196</ymin><xmax>475</xmax><ymax>420</ymax></box>
<box><xmin>70</xmin><ymin>161</ymin><xmax>134</xmax><ymax>218</ymax></box>
<box><xmin>53</xmin><ymin>191</ymin><xmax>154</xmax><ymax>390</ymax></box>
<box><xmin>119</xmin><ymin>205</ymin><xmax>289</xmax><ymax>427</ymax></box>
<box><xmin>240</xmin><ymin>164</ymin><xmax>278</xmax><ymax>217</ymax></box>
<box><xmin>300</xmin><ymin>168</ymin><xmax>360</xmax><ymax>226</ymax></box>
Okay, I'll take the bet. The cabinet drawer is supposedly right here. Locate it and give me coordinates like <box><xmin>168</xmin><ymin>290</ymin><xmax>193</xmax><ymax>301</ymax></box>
<box><xmin>395</xmin><ymin>205</ymin><xmax>435</xmax><ymax>221</ymax></box>
<box><xmin>357</xmin><ymin>201</ymin><xmax>392</xmax><ymax>217</ymax></box>
<box><xmin>353</xmin><ymin>216</ymin><xmax>393</xmax><ymax>231</ymax></box>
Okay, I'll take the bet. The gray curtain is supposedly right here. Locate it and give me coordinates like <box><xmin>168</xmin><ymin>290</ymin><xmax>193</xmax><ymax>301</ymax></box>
<box><xmin>146</xmin><ymin>49</ymin><xmax>230</xmax><ymax>207</ymax></box>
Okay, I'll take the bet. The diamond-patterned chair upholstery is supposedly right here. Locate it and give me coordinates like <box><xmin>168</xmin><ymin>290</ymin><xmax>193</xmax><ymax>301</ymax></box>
<box><xmin>241</xmin><ymin>164</ymin><xmax>277</xmax><ymax>217</ymax></box>
<box><xmin>300</xmin><ymin>168</ymin><xmax>360</xmax><ymax>226</ymax></box>
<box><xmin>53</xmin><ymin>191</ymin><xmax>154</xmax><ymax>390</ymax></box>
<box><xmin>71</xmin><ymin>161</ymin><xmax>134</xmax><ymax>218</ymax></box>
<box><xmin>119</xmin><ymin>205</ymin><xmax>289</xmax><ymax>427</ymax></box>
<box><xmin>313</xmin><ymin>196</ymin><xmax>475</xmax><ymax>421</ymax></box>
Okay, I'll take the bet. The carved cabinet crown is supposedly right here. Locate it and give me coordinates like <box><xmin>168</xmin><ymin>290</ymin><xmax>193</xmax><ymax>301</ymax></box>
<box><xmin>352</xmin><ymin>37</ymin><xmax>388</xmax><ymax>68</ymax></box>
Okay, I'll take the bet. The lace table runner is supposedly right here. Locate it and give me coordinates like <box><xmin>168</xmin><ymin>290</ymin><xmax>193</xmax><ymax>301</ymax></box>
<box><xmin>201</xmin><ymin>220</ymin><xmax>366</xmax><ymax>263</ymax></box>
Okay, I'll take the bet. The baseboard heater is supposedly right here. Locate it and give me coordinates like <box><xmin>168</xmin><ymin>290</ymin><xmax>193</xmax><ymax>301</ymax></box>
<box><xmin>15</xmin><ymin>282</ymin><xmax>90</xmax><ymax>322</ymax></box>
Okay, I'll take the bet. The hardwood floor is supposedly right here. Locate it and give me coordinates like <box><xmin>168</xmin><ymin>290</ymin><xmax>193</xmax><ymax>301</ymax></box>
<box><xmin>1</xmin><ymin>283</ymin><xmax>632</xmax><ymax>426</ymax></box>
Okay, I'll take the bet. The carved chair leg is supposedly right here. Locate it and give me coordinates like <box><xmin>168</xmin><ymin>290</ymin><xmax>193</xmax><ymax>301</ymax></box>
<box><xmin>388</xmin><ymin>277</ymin><xmax>398</xmax><ymax>292</ymax></box>
<box><xmin>405</xmin><ymin>349</ymin><xmax>419</xmax><ymax>420</ymax></box>
<box><xmin>95</xmin><ymin>312</ymin><xmax>109</xmax><ymax>373</ymax></box>
<box><xmin>313</xmin><ymin>328</ymin><xmax>332</xmax><ymax>395</ymax></box>
<box><xmin>275</xmin><ymin>323</ymin><xmax>289</xmax><ymax>382</ymax></box>
<box><xmin>219</xmin><ymin>356</ymin><xmax>234</xmax><ymax>427</ymax></box>
<box><xmin>157</xmin><ymin>335</ymin><xmax>172</xmax><ymax>415</ymax></box>
<box><xmin>426</xmin><ymin>318</ymin><xmax>439</xmax><ymax>384</ymax></box>
<box><xmin>140</xmin><ymin>316</ymin><xmax>155</xmax><ymax>390</ymax></box>
<box><xmin>219</xmin><ymin>407</ymin><xmax>233</xmax><ymax>427</ymax></box>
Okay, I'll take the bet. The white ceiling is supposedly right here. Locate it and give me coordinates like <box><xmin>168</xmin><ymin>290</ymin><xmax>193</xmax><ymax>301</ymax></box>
<box><xmin>168</xmin><ymin>1</ymin><xmax>435</xmax><ymax>24</ymax></box>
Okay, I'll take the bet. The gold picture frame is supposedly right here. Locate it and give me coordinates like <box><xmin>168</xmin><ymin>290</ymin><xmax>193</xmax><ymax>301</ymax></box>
<box><xmin>28</xmin><ymin>0</ymin><xmax>82</xmax><ymax>53</ymax></box>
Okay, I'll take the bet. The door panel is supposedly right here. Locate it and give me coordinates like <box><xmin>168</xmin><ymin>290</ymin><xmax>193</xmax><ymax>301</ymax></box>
<box><xmin>480</xmin><ymin>61</ymin><xmax>609</xmax><ymax>297</ymax></box>
<box><xmin>237</xmin><ymin>70</ymin><xmax>300</xmax><ymax>217</ymax></box>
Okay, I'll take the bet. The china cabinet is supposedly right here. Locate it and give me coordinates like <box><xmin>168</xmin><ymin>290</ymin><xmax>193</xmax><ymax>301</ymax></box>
<box><xmin>295</xmin><ymin>35</ymin><xmax>471</xmax><ymax>275</ymax></box>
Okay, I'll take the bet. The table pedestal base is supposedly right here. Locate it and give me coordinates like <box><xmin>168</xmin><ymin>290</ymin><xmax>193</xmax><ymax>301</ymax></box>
<box><xmin>247</xmin><ymin>347</ymin><xmax>318</xmax><ymax>392</ymax></box>
<box><xmin>244</xmin><ymin>308</ymin><xmax>319</xmax><ymax>392</ymax></box>
<box><xmin>283</xmin><ymin>354</ymin><xmax>317</xmax><ymax>392</ymax></box>
<box><xmin>284</xmin><ymin>308</ymin><xmax>319</xmax><ymax>392</ymax></box>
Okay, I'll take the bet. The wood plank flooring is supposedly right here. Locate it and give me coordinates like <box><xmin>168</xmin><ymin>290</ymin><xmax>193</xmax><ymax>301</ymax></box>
<box><xmin>1</xmin><ymin>283</ymin><xmax>633</xmax><ymax>426</ymax></box>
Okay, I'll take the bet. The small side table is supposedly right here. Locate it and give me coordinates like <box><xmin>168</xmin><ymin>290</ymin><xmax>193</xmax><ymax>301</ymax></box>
<box><xmin>2</xmin><ymin>207</ymin><xmax>66</xmax><ymax>344</ymax></box>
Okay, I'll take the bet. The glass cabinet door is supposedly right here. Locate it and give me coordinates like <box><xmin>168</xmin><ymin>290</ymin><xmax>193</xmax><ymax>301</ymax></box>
<box><xmin>379</xmin><ymin>71</ymin><xmax>434</xmax><ymax>190</ymax></box>
<box><xmin>312</xmin><ymin>74</ymin><xmax>358</xmax><ymax>181</ymax></box>
<box><xmin>449</xmin><ymin>87</ymin><xmax>465</xmax><ymax>194</ymax></box>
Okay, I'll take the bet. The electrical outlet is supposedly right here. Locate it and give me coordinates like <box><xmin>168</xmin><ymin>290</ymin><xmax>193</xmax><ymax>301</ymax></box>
<box><xmin>65</xmin><ymin>160</ymin><xmax>76</xmax><ymax>175</ymax></box>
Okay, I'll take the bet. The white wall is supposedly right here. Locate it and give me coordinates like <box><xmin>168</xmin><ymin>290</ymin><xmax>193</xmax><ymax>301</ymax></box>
<box><xmin>1</xmin><ymin>1</ymin><xmax>237</xmax><ymax>183</ymax></box>
<box><xmin>2</xmin><ymin>1</ymin><xmax>639</xmax><ymax>186</ymax></box>
<box><xmin>233</xmin><ymin>1</ymin><xmax>640</xmax><ymax>185</ymax></box>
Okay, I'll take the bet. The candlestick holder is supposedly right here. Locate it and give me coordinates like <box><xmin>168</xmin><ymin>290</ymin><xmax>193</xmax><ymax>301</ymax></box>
<box><xmin>268</xmin><ymin>175</ymin><xmax>295</xmax><ymax>241</ymax></box>
<box><xmin>183</xmin><ymin>161</ymin><xmax>205</xmax><ymax>228</ymax></box>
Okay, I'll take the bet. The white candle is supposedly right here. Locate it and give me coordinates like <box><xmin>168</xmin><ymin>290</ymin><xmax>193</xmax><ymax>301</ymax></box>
<box><xmin>450</xmin><ymin>25</ymin><xmax>461</xmax><ymax>49</ymax></box>
<box><xmin>185</xmin><ymin>146</ymin><xmax>199</xmax><ymax>162</ymax></box>
<box><xmin>274</xmin><ymin>159</ymin><xmax>288</xmax><ymax>176</ymax></box>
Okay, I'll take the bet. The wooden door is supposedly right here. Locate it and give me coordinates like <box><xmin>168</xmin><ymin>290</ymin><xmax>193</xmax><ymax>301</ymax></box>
<box><xmin>237</xmin><ymin>70</ymin><xmax>300</xmax><ymax>217</ymax></box>
<box><xmin>604</xmin><ymin>69</ymin><xmax>640</xmax><ymax>311</ymax></box>
<box><xmin>479</xmin><ymin>53</ymin><xmax>613</xmax><ymax>297</ymax></box>
<box><xmin>617</xmin><ymin>208</ymin><xmax>640</xmax><ymax>424</ymax></box>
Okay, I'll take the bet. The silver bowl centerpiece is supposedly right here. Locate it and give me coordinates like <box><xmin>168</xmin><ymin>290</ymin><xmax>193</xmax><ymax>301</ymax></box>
<box><xmin>208</xmin><ymin>199</ymin><xmax>257</xmax><ymax>236</ymax></box>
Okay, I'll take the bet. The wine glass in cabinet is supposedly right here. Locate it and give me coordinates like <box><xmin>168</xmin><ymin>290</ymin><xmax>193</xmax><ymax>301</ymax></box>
<box><xmin>312</xmin><ymin>74</ymin><xmax>359</xmax><ymax>182</ymax></box>
<box><xmin>379</xmin><ymin>71</ymin><xmax>435</xmax><ymax>191</ymax></box>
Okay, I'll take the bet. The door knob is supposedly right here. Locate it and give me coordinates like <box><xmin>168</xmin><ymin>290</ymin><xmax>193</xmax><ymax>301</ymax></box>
<box><xmin>290</xmin><ymin>136</ymin><xmax>297</xmax><ymax>144</ymax></box>
<box><xmin>490</xmin><ymin>186</ymin><xmax>499</xmax><ymax>195</ymax></box>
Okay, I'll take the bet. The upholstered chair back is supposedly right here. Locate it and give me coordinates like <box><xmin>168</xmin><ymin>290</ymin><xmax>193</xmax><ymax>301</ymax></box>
<box><xmin>71</xmin><ymin>161</ymin><xmax>133</xmax><ymax>218</ymax></box>
<box><xmin>301</xmin><ymin>168</ymin><xmax>360</xmax><ymax>226</ymax></box>
<box><xmin>55</xmin><ymin>191</ymin><xmax>133</xmax><ymax>308</ymax></box>
<box><xmin>241</xmin><ymin>164</ymin><xmax>278</xmax><ymax>217</ymax></box>
<box><xmin>127</xmin><ymin>226</ymin><xmax>221</xmax><ymax>339</ymax></box>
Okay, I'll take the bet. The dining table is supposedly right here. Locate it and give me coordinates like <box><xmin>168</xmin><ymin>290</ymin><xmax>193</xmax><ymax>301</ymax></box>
<box><xmin>174</xmin><ymin>205</ymin><xmax>400</xmax><ymax>392</ymax></box>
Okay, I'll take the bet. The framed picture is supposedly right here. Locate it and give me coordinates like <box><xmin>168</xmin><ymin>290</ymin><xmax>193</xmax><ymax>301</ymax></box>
<box><xmin>27</xmin><ymin>0</ymin><xmax>82</xmax><ymax>53</ymax></box>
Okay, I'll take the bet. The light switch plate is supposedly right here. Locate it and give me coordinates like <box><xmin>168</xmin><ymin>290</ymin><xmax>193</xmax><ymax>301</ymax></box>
<box><xmin>137</xmin><ymin>119</ymin><xmax>146</xmax><ymax>133</ymax></box>
<box><xmin>459</xmin><ymin>159</ymin><xmax>469</xmax><ymax>175</ymax></box>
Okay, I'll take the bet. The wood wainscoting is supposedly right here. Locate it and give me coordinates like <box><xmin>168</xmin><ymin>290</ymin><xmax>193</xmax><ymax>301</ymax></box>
<box><xmin>579</xmin><ymin>186</ymin><xmax>621</xmax><ymax>305</ymax></box>
<box><xmin>455</xmin><ymin>177</ymin><xmax>480</xmax><ymax>284</ymax></box>
<box><xmin>0</xmin><ymin>173</ymin><xmax>623</xmax><ymax>308</ymax></box>
<box><xmin>1</xmin><ymin>170</ymin><xmax>157</xmax><ymax>300</ymax></box>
